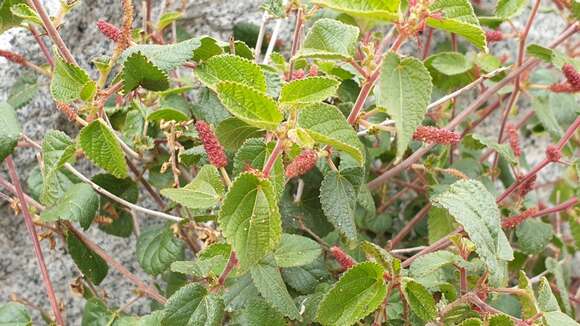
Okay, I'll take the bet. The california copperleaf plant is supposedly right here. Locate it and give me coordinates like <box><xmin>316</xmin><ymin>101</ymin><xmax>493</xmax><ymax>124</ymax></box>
<box><xmin>0</xmin><ymin>0</ymin><xmax>579</xmax><ymax>324</ymax></box>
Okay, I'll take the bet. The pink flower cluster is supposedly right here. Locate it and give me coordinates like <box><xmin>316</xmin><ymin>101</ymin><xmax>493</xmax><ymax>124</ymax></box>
<box><xmin>412</xmin><ymin>126</ymin><xmax>460</xmax><ymax>144</ymax></box>
<box><xmin>195</xmin><ymin>120</ymin><xmax>228</xmax><ymax>168</ymax></box>
<box><xmin>285</xmin><ymin>150</ymin><xmax>318</xmax><ymax>179</ymax></box>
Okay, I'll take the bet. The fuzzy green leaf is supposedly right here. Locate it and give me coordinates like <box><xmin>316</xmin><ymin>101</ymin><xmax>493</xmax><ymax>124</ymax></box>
<box><xmin>40</xmin><ymin>183</ymin><xmax>100</xmax><ymax>226</ymax></box>
<box><xmin>136</xmin><ymin>226</ymin><xmax>184</xmax><ymax>275</ymax></box>
<box><xmin>219</xmin><ymin>173</ymin><xmax>282</xmax><ymax>272</ymax></box>
<box><xmin>261</xmin><ymin>0</ymin><xmax>285</xmax><ymax>17</ymax></box>
<box><xmin>273</xmin><ymin>233</ymin><xmax>322</xmax><ymax>268</ymax></box>
<box><xmin>427</xmin><ymin>0</ymin><xmax>487</xmax><ymax>50</ymax></box>
<box><xmin>250</xmin><ymin>259</ymin><xmax>302</xmax><ymax>320</ymax></box>
<box><xmin>7</xmin><ymin>76</ymin><xmax>39</xmax><ymax>109</ymax></box>
<box><xmin>280</xmin><ymin>77</ymin><xmax>340</xmax><ymax>104</ymax></box>
<box><xmin>147</xmin><ymin>108</ymin><xmax>189</xmax><ymax>122</ymax></box>
<box><xmin>377</xmin><ymin>53</ymin><xmax>432</xmax><ymax>161</ymax></box>
<box><xmin>0</xmin><ymin>0</ymin><xmax>26</xmax><ymax>33</ymax></box>
<box><xmin>316</xmin><ymin>262</ymin><xmax>387</xmax><ymax>326</ymax></box>
<box><xmin>121</xmin><ymin>37</ymin><xmax>201</xmax><ymax>71</ymax></box>
<box><xmin>472</xmin><ymin>134</ymin><xmax>518</xmax><ymax>164</ymax></box>
<box><xmin>495</xmin><ymin>0</ymin><xmax>527</xmax><ymax>18</ymax></box>
<box><xmin>296</xmin><ymin>18</ymin><xmax>360</xmax><ymax>60</ymax></box>
<box><xmin>297</xmin><ymin>103</ymin><xmax>363</xmax><ymax>164</ymax></box>
<box><xmin>122</xmin><ymin>52</ymin><xmax>170</xmax><ymax>93</ymax></box>
<box><xmin>40</xmin><ymin>130</ymin><xmax>76</xmax><ymax>205</ymax></box>
<box><xmin>543</xmin><ymin>312</ymin><xmax>580</xmax><ymax>326</ymax></box>
<box><xmin>9</xmin><ymin>3</ymin><xmax>41</xmax><ymax>25</ymax></box>
<box><xmin>161</xmin><ymin>283</ymin><xmax>224</xmax><ymax>326</ymax></box>
<box><xmin>161</xmin><ymin>165</ymin><xmax>224</xmax><ymax>210</ymax></box>
<box><xmin>50</xmin><ymin>55</ymin><xmax>96</xmax><ymax>103</ymax></box>
<box><xmin>401</xmin><ymin>279</ymin><xmax>437</xmax><ymax>322</ymax></box>
<box><xmin>66</xmin><ymin>231</ymin><xmax>108</xmax><ymax>285</ymax></box>
<box><xmin>431</xmin><ymin>179</ymin><xmax>513</xmax><ymax>286</ymax></box>
<box><xmin>515</xmin><ymin>219</ymin><xmax>553</xmax><ymax>255</ymax></box>
<box><xmin>311</xmin><ymin>0</ymin><xmax>399</xmax><ymax>24</ymax></box>
<box><xmin>320</xmin><ymin>170</ymin><xmax>358</xmax><ymax>241</ymax></box>
<box><xmin>545</xmin><ymin>257</ymin><xmax>573</xmax><ymax>315</ymax></box>
<box><xmin>215</xmin><ymin>81</ymin><xmax>283</xmax><ymax>131</ymax></box>
<box><xmin>0</xmin><ymin>303</ymin><xmax>31</xmax><ymax>326</ymax></box>
<box><xmin>0</xmin><ymin>102</ymin><xmax>21</xmax><ymax>163</ymax></box>
<box><xmin>429</xmin><ymin>52</ymin><xmax>473</xmax><ymax>75</ymax></box>
<box><xmin>532</xmin><ymin>95</ymin><xmax>564</xmax><ymax>138</ymax></box>
<box><xmin>79</xmin><ymin>119</ymin><xmax>128</xmax><ymax>178</ymax></box>
<box><xmin>215</xmin><ymin>117</ymin><xmax>265</xmax><ymax>150</ymax></box>
<box><xmin>233</xmin><ymin>138</ymin><xmax>284</xmax><ymax>197</ymax></box>
<box><xmin>538</xmin><ymin>277</ymin><xmax>560</xmax><ymax>313</ymax></box>
<box><xmin>195</xmin><ymin>54</ymin><xmax>267</xmax><ymax>92</ymax></box>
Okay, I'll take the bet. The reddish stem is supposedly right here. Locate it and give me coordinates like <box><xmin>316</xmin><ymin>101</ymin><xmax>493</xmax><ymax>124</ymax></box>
<box><xmin>29</xmin><ymin>25</ymin><xmax>54</xmax><ymax>67</ymax></box>
<box><xmin>347</xmin><ymin>66</ymin><xmax>382</xmax><ymax>124</ymax></box>
<box><xmin>288</xmin><ymin>8</ymin><xmax>304</xmax><ymax>78</ymax></box>
<box><xmin>5</xmin><ymin>156</ymin><xmax>64</xmax><ymax>326</ymax></box>
<box><xmin>218</xmin><ymin>252</ymin><xmax>238</xmax><ymax>286</ymax></box>
<box><xmin>262</xmin><ymin>137</ymin><xmax>285</xmax><ymax>177</ymax></box>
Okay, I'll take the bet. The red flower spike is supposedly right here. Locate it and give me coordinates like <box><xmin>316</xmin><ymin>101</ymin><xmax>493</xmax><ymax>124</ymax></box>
<box><xmin>330</xmin><ymin>246</ymin><xmax>355</xmax><ymax>270</ymax></box>
<box><xmin>517</xmin><ymin>174</ymin><xmax>536</xmax><ymax>197</ymax></box>
<box><xmin>195</xmin><ymin>120</ymin><xmax>228</xmax><ymax>168</ymax></box>
<box><xmin>0</xmin><ymin>50</ymin><xmax>26</xmax><ymax>65</ymax></box>
<box><xmin>97</xmin><ymin>19</ymin><xmax>122</xmax><ymax>42</ymax></box>
<box><xmin>55</xmin><ymin>102</ymin><xmax>77</xmax><ymax>121</ymax></box>
<box><xmin>412</xmin><ymin>126</ymin><xmax>461</xmax><ymax>144</ymax></box>
<box><xmin>308</xmin><ymin>64</ymin><xmax>319</xmax><ymax>77</ymax></box>
<box><xmin>545</xmin><ymin>145</ymin><xmax>562</xmax><ymax>162</ymax></box>
<box><xmin>485</xmin><ymin>30</ymin><xmax>503</xmax><ymax>43</ymax></box>
<box><xmin>562</xmin><ymin>64</ymin><xmax>580</xmax><ymax>89</ymax></box>
<box><xmin>285</xmin><ymin>150</ymin><xmax>318</xmax><ymax>179</ymax></box>
<box><xmin>291</xmin><ymin>69</ymin><xmax>306</xmax><ymax>81</ymax></box>
<box><xmin>507</xmin><ymin>124</ymin><xmax>521</xmax><ymax>157</ymax></box>
<box><xmin>501</xmin><ymin>208</ymin><xmax>539</xmax><ymax>228</ymax></box>
<box><xmin>549</xmin><ymin>83</ymin><xmax>578</xmax><ymax>93</ymax></box>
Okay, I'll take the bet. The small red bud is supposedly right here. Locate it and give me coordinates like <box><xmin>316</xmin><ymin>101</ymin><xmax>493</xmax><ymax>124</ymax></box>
<box><xmin>195</xmin><ymin>120</ymin><xmax>228</xmax><ymax>168</ymax></box>
<box><xmin>330</xmin><ymin>246</ymin><xmax>355</xmax><ymax>270</ymax></box>
<box><xmin>308</xmin><ymin>64</ymin><xmax>319</xmax><ymax>77</ymax></box>
<box><xmin>0</xmin><ymin>50</ymin><xmax>26</xmax><ymax>65</ymax></box>
<box><xmin>545</xmin><ymin>144</ymin><xmax>561</xmax><ymax>162</ymax></box>
<box><xmin>507</xmin><ymin>124</ymin><xmax>521</xmax><ymax>157</ymax></box>
<box><xmin>501</xmin><ymin>207</ymin><xmax>538</xmax><ymax>228</ymax></box>
<box><xmin>485</xmin><ymin>30</ymin><xmax>503</xmax><ymax>43</ymax></box>
<box><xmin>413</xmin><ymin>126</ymin><xmax>461</xmax><ymax>144</ymax></box>
<box><xmin>562</xmin><ymin>64</ymin><xmax>580</xmax><ymax>89</ymax></box>
<box><xmin>517</xmin><ymin>174</ymin><xmax>536</xmax><ymax>197</ymax></box>
<box><xmin>285</xmin><ymin>150</ymin><xmax>318</xmax><ymax>179</ymax></box>
<box><xmin>291</xmin><ymin>69</ymin><xmax>306</xmax><ymax>80</ymax></box>
<box><xmin>55</xmin><ymin>102</ymin><xmax>77</xmax><ymax>121</ymax></box>
<box><xmin>97</xmin><ymin>19</ymin><xmax>122</xmax><ymax>42</ymax></box>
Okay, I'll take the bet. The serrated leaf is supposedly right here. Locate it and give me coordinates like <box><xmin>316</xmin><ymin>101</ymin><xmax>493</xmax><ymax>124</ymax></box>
<box><xmin>360</xmin><ymin>241</ymin><xmax>398</xmax><ymax>272</ymax></box>
<box><xmin>233</xmin><ymin>138</ymin><xmax>284</xmax><ymax>197</ymax></box>
<box><xmin>191</xmin><ymin>87</ymin><xmax>231</xmax><ymax>126</ymax></box>
<box><xmin>515</xmin><ymin>219</ymin><xmax>553</xmax><ymax>255</ymax></box>
<box><xmin>8</xmin><ymin>77</ymin><xmax>38</xmax><ymax>109</ymax></box>
<box><xmin>526</xmin><ymin>44</ymin><xmax>570</xmax><ymax>68</ymax></box>
<box><xmin>161</xmin><ymin>283</ymin><xmax>224</xmax><ymax>326</ymax></box>
<box><xmin>40</xmin><ymin>183</ymin><xmax>100</xmax><ymax>226</ymax></box>
<box><xmin>0</xmin><ymin>102</ymin><xmax>21</xmax><ymax>163</ymax></box>
<box><xmin>41</xmin><ymin>130</ymin><xmax>76</xmax><ymax>205</ymax></box>
<box><xmin>219</xmin><ymin>173</ymin><xmax>282</xmax><ymax>271</ymax></box>
<box><xmin>544</xmin><ymin>311</ymin><xmax>579</xmax><ymax>326</ymax></box>
<box><xmin>216</xmin><ymin>81</ymin><xmax>283</xmax><ymax>131</ymax></box>
<box><xmin>0</xmin><ymin>0</ymin><xmax>26</xmax><ymax>33</ymax></box>
<box><xmin>427</xmin><ymin>0</ymin><xmax>487</xmax><ymax>50</ymax></box>
<box><xmin>195</xmin><ymin>54</ymin><xmax>267</xmax><ymax>92</ymax></box>
<box><xmin>50</xmin><ymin>55</ymin><xmax>95</xmax><ymax>103</ymax></box>
<box><xmin>401</xmin><ymin>279</ymin><xmax>437</xmax><ymax>321</ymax></box>
<box><xmin>409</xmin><ymin>251</ymin><xmax>461</xmax><ymax>280</ymax></box>
<box><xmin>495</xmin><ymin>0</ymin><xmax>527</xmax><ymax>18</ymax></box>
<box><xmin>431</xmin><ymin>179</ymin><xmax>513</xmax><ymax>286</ymax></box>
<box><xmin>10</xmin><ymin>3</ymin><xmax>41</xmax><ymax>25</ymax></box>
<box><xmin>156</xmin><ymin>11</ymin><xmax>182</xmax><ymax>31</ymax></box>
<box><xmin>428</xmin><ymin>206</ymin><xmax>458</xmax><ymax>244</ymax></box>
<box><xmin>147</xmin><ymin>108</ymin><xmax>189</xmax><ymax>122</ymax></box>
<box><xmin>296</xmin><ymin>18</ymin><xmax>360</xmax><ymax>60</ymax></box>
<box><xmin>282</xmin><ymin>257</ymin><xmax>331</xmax><ymax>294</ymax></box>
<box><xmin>316</xmin><ymin>262</ymin><xmax>387</xmax><ymax>326</ymax></box>
<box><xmin>297</xmin><ymin>103</ymin><xmax>363</xmax><ymax>164</ymax></box>
<box><xmin>215</xmin><ymin>117</ymin><xmax>265</xmax><ymax>150</ymax></box>
<box><xmin>311</xmin><ymin>0</ymin><xmax>399</xmax><ymax>24</ymax></box>
<box><xmin>545</xmin><ymin>257</ymin><xmax>573</xmax><ymax>315</ymax></box>
<box><xmin>250</xmin><ymin>259</ymin><xmax>301</xmax><ymax>320</ymax></box>
<box><xmin>488</xmin><ymin>314</ymin><xmax>515</xmax><ymax>326</ymax></box>
<box><xmin>320</xmin><ymin>170</ymin><xmax>358</xmax><ymax>241</ymax></box>
<box><xmin>223</xmin><ymin>274</ymin><xmax>260</xmax><ymax>311</ymax></box>
<box><xmin>136</xmin><ymin>226</ymin><xmax>184</xmax><ymax>275</ymax></box>
<box><xmin>273</xmin><ymin>233</ymin><xmax>322</xmax><ymax>267</ymax></box>
<box><xmin>66</xmin><ymin>231</ymin><xmax>108</xmax><ymax>285</ymax></box>
<box><xmin>377</xmin><ymin>53</ymin><xmax>432</xmax><ymax>161</ymax></box>
<box><xmin>122</xmin><ymin>52</ymin><xmax>169</xmax><ymax>92</ymax></box>
<box><xmin>538</xmin><ymin>277</ymin><xmax>560</xmax><ymax>313</ymax></box>
<box><xmin>235</xmin><ymin>297</ymin><xmax>286</xmax><ymax>325</ymax></box>
<box><xmin>428</xmin><ymin>52</ymin><xmax>473</xmax><ymax>75</ymax></box>
<box><xmin>532</xmin><ymin>95</ymin><xmax>564</xmax><ymax>138</ymax></box>
<box><xmin>472</xmin><ymin>134</ymin><xmax>518</xmax><ymax>164</ymax></box>
<box><xmin>0</xmin><ymin>303</ymin><xmax>31</xmax><ymax>326</ymax></box>
<box><xmin>161</xmin><ymin>165</ymin><xmax>224</xmax><ymax>210</ymax></box>
<box><xmin>79</xmin><ymin>119</ymin><xmax>128</xmax><ymax>178</ymax></box>
<box><xmin>280</xmin><ymin>77</ymin><xmax>340</xmax><ymax>104</ymax></box>
<box><xmin>121</xmin><ymin>37</ymin><xmax>201</xmax><ymax>71</ymax></box>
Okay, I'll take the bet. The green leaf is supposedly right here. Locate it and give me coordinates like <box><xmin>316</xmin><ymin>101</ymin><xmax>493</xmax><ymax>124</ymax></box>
<box><xmin>92</xmin><ymin>173</ymin><xmax>139</xmax><ymax>204</ymax></box>
<box><xmin>296</xmin><ymin>18</ymin><xmax>360</xmax><ymax>60</ymax></box>
<box><xmin>360</xmin><ymin>241</ymin><xmax>398</xmax><ymax>273</ymax></box>
<box><xmin>122</xmin><ymin>52</ymin><xmax>170</xmax><ymax>93</ymax></box>
<box><xmin>0</xmin><ymin>102</ymin><xmax>21</xmax><ymax>163</ymax></box>
<box><xmin>401</xmin><ymin>279</ymin><xmax>437</xmax><ymax>321</ymax></box>
<box><xmin>316</xmin><ymin>262</ymin><xmax>387</xmax><ymax>326</ymax></box>
<box><xmin>215</xmin><ymin>81</ymin><xmax>283</xmax><ymax>131</ymax></box>
<box><xmin>234</xmin><ymin>297</ymin><xmax>286</xmax><ymax>325</ymax></box>
<box><xmin>233</xmin><ymin>138</ymin><xmax>284</xmax><ymax>197</ymax></box>
<box><xmin>219</xmin><ymin>173</ymin><xmax>282</xmax><ymax>271</ymax></box>
<box><xmin>121</xmin><ymin>37</ymin><xmax>201</xmax><ymax>71</ymax></box>
<box><xmin>191</xmin><ymin>87</ymin><xmax>231</xmax><ymax>126</ymax></box>
<box><xmin>79</xmin><ymin>119</ymin><xmax>128</xmax><ymax>179</ymax></box>
<box><xmin>297</xmin><ymin>103</ymin><xmax>363</xmax><ymax>164</ymax></box>
<box><xmin>428</xmin><ymin>206</ymin><xmax>458</xmax><ymax>244</ymax></box>
<box><xmin>250</xmin><ymin>259</ymin><xmax>302</xmax><ymax>320</ymax></box>
<box><xmin>40</xmin><ymin>183</ymin><xmax>100</xmax><ymax>226</ymax></box>
<box><xmin>50</xmin><ymin>55</ymin><xmax>96</xmax><ymax>103</ymax></box>
<box><xmin>488</xmin><ymin>314</ymin><xmax>515</xmax><ymax>326</ymax></box>
<box><xmin>66</xmin><ymin>231</ymin><xmax>108</xmax><ymax>285</ymax></box>
<box><xmin>472</xmin><ymin>134</ymin><xmax>518</xmax><ymax>164</ymax></box>
<box><xmin>515</xmin><ymin>219</ymin><xmax>553</xmax><ymax>255</ymax></box>
<box><xmin>311</xmin><ymin>0</ymin><xmax>399</xmax><ymax>24</ymax></box>
<box><xmin>431</xmin><ymin>179</ymin><xmax>513</xmax><ymax>286</ymax></box>
<box><xmin>195</xmin><ymin>54</ymin><xmax>267</xmax><ymax>92</ymax></box>
<box><xmin>409</xmin><ymin>251</ymin><xmax>461</xmax><ymax>280</ymax></box>
<box><xmin>428</xmin><ymin>52</ymin><xmax>473</xmax><ymax>75</ymax></box>
<box><xmin>161</xmin><ymin>165</ymin><xmax>224</xmax><ymax>210</ymax></box>
<box><xmin>9</xmin><ymin>3</ymin><xmax>41</xmax><ymax>25</ymax></box>
<box><xmin>377</xmin><ymin>53</ymin><xmax>432</xmax><ymax>161</ymax></box>
<box><xmin>320</xmin><ymin>170</ymin><xmax>358</xmax><ymax>241</ymax></box>
<box><xmin>223</xmin><ymin>274</ymin><xmax>260</xmax><ymax>311</ymax></box>
<box><xmin>7</xmin><ymin>76</ymin><xmax>39</xmax><ymax>109</ymax></box>
<box><xmin>273</xmin><ymin>233</ymin><xmax>322</xmax><ymax>267</ymax></box>
<box><xmin>545</xmin><ymin>257</ymin><xmax>573</xmax><ymax>315</ymax></box>
<box><xmin>544</xmin><ymin>311</ymin><xmax>580</xmax><ymax>326</ymax></box>
<box><xmin>0</xmin><ymin>0</ymin><xmax>26</xmax><ymax>33</ymax></box>
<box><xmin>136</xmin><ymin>226</ymin><xmax>184</xmax><ymax>275</ymax></box>
<box><xmin>156</xmin><ymin>11</ymin><xmax>182</xmax><ymax>31</ymax></box>
<box><xmin>280</xmin><ymin>77</ymin><xmax>340</xmax><ymax>104</ymax></box>
<box><xmin>215</xmin><ymin>117</ymin><xmax>265</xmax><ymax>150</ymax></box>
<box><xmin>526</xmin><ymin>44</ymin><xmax>570</xmax><ymax>68</ymax></box>
<box><xmin>261</xmin><ymin>0</ymin><xmax>285</xmax><ymax>18</ymax></box>
<box><xmin>41</xmin><ymin>130</ymin><xmax>76</xmax><ymax>205</ymax></box>
<box><xmin>495</xmin><ymin>0</ymin><xmax>527</xmax><ymax>18</ymax></box>
<box><xmin>538</xmin><ymin>277</ymin><xmax>560</xmax><ymax>313</ymax></box>
<box><xmin>282</xmin><ymin>257</ymin><xmax>331</xmax><ymax>294</ymax></box>
<box><xmin>427</xmin><ymin>0</ymin><xmax>487</xmax><ymax>50</ymax></box>
<box><xmin>161</xmin><ymin>283</ymin><xmax>224</xmax><ymax>326</ymax></box>
<box><xmin>532</xmin><ymin>95</ymin><xmax>564</xmax><ymax>138</ymax></box>
<box><xmin>0</xmin><ymin>303</ymin><xmax>31</xmax><ymax>326</ymax></box>
<box><xmin>147</xmin><ymin>108</ymin><xmax>189</xmax><ymax>122</ymax></box>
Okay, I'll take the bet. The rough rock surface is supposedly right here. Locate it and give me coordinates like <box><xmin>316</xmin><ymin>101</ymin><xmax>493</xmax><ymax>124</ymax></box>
<box><xmin>0</xmin><ymin>0</ymin><xmax>574</xmax><ymax>323</ymax></box>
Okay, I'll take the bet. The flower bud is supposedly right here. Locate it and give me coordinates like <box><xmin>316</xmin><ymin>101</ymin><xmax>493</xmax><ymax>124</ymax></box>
<box><xmin>55</xmin><ymin>102</ymin><xmax>77</xmax><ymax>121</ymax></box>
<box><xmin>330</xmin><ymin>246</ymin><xmax>355</xmax><ymax>270</ymax></box>
<box><xmin>195</xmin><ymin>120</ymin><xmax>228</xmax><ymax>168</ymax></box>
<box><xmin>545</xmin><ymin>144</ymin><xmax>561</xmax><ymax>162</ymax></box>
<box><xmin>507</xmin><ymin>124</ymin><xmax>521</xmax><ymax>157</ymax></box>
<box><xmin>485</xmin><ymin>30</ymin><xmax>503</xmax><ymax>43</ymax></box>
<box><xmin>517</xmin><ymin>174</ymin><xmax>536</xmax><ymax>197</ymax></box>
<box><xmin>97</xmin><ymin>19</ymin><xmax>122</xmax><ymax>42</ymax></box>
<box><xmin>285</xmin><ymin>150</ymin><xmax>318</xmax><ymax>179</ymax></box>
<box><xmin>549</xmin><ymin>83</ymin><xmax>577</xmax><ymax>93</ymax></box>
<box><xmin>562</xmin><ymin>64</ymin><xmax>580</xmax><ymax>89</ymax></box>
<box><xmin>412</xmin><ymin>126</ymin><xmax>460</xmax><ymax>144</ymax></box>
